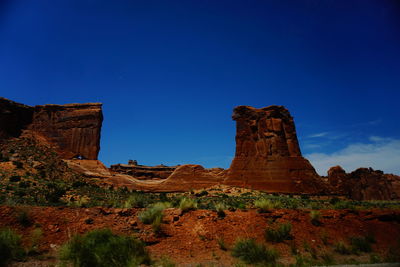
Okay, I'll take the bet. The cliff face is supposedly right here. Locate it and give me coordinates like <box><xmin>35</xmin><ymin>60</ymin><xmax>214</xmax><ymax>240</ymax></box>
<box><xmin>224</xmin><ymin>105</ymin><xmax>323</xmax><ymax>193</ymax></box>
<box><xmin>0</xmin><ymin>98</ymin><xmax>33</xmax><ymax>140</ymax></box>
<box><xmin>29</xmin><ymin>103</ymin><xmax>103</xmax><ymax>160</ymax></box>
<box><xmin>0</xmin><ymin>98</ymin><xmax>103</xmax><ymax>160</ymax></box>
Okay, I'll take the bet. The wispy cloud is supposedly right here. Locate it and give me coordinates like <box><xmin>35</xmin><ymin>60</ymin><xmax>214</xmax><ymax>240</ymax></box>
<box><xmin>305</xmin><ymin>136</ymin><xmax>400</xmax><ymax>176</ymax></box>
<box><xmin>307</xmin><ymin>132</ymin><xmax>329</xmax><ymax>138</ymax></box>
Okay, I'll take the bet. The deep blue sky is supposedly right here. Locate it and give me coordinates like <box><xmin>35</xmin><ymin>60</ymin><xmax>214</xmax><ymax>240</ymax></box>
<box><xmin>1</xmin><ymin>0</ymin><xmax>400</xmax><ymax>174</ymax></box>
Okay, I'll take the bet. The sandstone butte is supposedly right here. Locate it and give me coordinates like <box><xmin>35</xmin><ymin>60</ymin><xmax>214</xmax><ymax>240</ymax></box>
<box><xmin>1</xmin><ymin>97</ymin><xmax>399</xmax><ymax>200</ymax></box>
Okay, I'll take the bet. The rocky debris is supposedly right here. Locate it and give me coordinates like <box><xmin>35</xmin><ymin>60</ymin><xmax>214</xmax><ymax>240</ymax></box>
<box><xmin>110</xmin><ymin>160</ymin><xmax>177</xmax><ymax>180</ymax></box>
<box><xmin>0</xmin><ymin>98</ymin><xmax>103</xmax><ymax>160</ymax></box>
<box><xmin>327</xmin><ymin>166</ymin><xmax>400</xmax><ymax>200</ymax></box>
<box><xmin>224</xmin><ymin>105</ymin><xmax>324</xmax><ymax>193</ymax></box>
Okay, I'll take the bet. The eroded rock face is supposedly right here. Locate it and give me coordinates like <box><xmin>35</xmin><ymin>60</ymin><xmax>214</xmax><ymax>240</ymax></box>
<box><xmin>225</xmin><ymin>105</ymin><xmax>323</xmax><ymax>193</ymax></box>
<box><xmin>0</xmin><ymin>98</ymin><xmax>103</xmax><ymax>160</ymax></box>
<box><xmin>110</xmin><ymin>161</ymin><xmax>177</xmax><ymax>180</ymax></box>
<box><xmin>0</xmin><ymin>98</ymin><xmax>33</xmax><ymax>140</ymax></box>
<box><xmin>328</xmin><ymin>166</ymin><xmax>400</xmax><ymax>200</ymax></box>
<box><xmin>29</xmin><ymin>103</ymin><xmax>103</xmax><ymax>160</ymax></box>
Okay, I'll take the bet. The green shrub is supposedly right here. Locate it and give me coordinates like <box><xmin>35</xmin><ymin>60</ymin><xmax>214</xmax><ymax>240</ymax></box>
<box><xmin>310</xmin><ymin>210</ymin><xmax>321</xmax><ymax>226</ymax></box>
<box><xmin>179</xmin><ymin>198</ymin><xmax>197</xmax><ymax>213</ymax></box>
<box><xmin>16</xmin><ymin>209</ymin><xmax>32</xmax><ymax>227</ymax></box>
<box><xmin>334</xmin><ymin>241</ymin><xmax>351</xmax><ymax>255</ymax></box>
<box><xmin>0</xmin><ymin>228</ymin><xmax>25</xmax><ymax>267</ymax></box>
<box><xmin>152</xmin><ymin>216</ymin><xmax>162</xmax><ymax>236</ymax></box>
<box><xmin>217</xmin><ymin>237</ymin><xmax>227</xmax><ymax>251</ymax></box>
<box><xmin>138</xmin><ymin>202</ymin><xmax>171</xmax><ymax>224</ymax></box>
<box><xmin>254</xmin><ymin>198</ymin><xmax>275</xmax><ymax>212</ymax></box>
<box><xmin>350</xmin><ymin>236</ymin><xmax>372</xmax><ymax>253</ymax></box>
<box><xmin>265</xmin><ymin>223</ymin><xmax>292</xmax><ymax>243</ymax></box>
<box><xmin>28</xmin><ymin>228</ymin><xmax>43</xmax><ymax>255</ymax></box>
<box><xmin>124</xmin><ymin>194</ymin><xmax>147</xmax><ymax>208</ymax></box>
<box><xmin>9</xmin><ymin>176</ymin><xmax>21</xmax><ymax>183</ymax></box>
<box><xmin>214</xmin><ymin>203</ymin><xmax>227</xmax><ymax>218</ymax></box>
<box><xmin>231</xmin><ymin>238</ymin><xmax>278</xmax><ymax>265</ymax></box>
<box><xmin>59</xmin><ymin>228</ymin><xmax>150</xmax><ymax>267</ymax></box>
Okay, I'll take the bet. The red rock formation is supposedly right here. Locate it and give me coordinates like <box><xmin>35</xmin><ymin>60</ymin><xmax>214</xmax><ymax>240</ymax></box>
<box><xmin>110</xmin><ymin>161</ymin><xmax>177</xmax><ymax>180</ymax></box>
<box><xmin>0</xmin><ymin>97</ymin><xmax>33</xmax><ymax>140</ymax></box>
<box><xmin>29</xmin><ymin>103</ymin><xmax>103</xmax><ymax>160</ymax></box>
<box><xmin>0</xmin><ymin>98</ymin><xmax>103</xmax><ymax>160</ymax></box>
<box><xmin>224</xmin><ymin>105</ymin><xmax>323</xmax><ymax>193</ymax></box>
<box><xmin>327</xmin><ymin>166</ymin><xmax>400</xmax><ymax>200</ymax></box>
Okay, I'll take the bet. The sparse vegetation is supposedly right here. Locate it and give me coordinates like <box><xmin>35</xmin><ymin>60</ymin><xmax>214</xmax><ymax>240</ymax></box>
<box><xmin>350</xmin><ymin>236</ymin><xmax>372</xmax><ymax>253</ymax></box>
<box><xmin>217</xmin><ymin>236</ymin><xmax>227</xmax><ymax>251</ymax></box>
<box><xmin>16</xmin><ymin>209</ymin><xmax>32</xmax><ymax>227</ymax></box>
<box><xmin>265</xmin><ymin>223</ymin><xmax>292</xmax><ymax>243</ymax></box>
<box><xmin>334</xmin><ymin>241</ymin><xmax>351</xmax><ymax>255</ymax></box>
<box><xmin>124</xmin><ymin>193</ymin><xmax>147</xmax><ymax>208</ymax></box>
<box><xmin>232</xmin><ymin>238</ymin><xmax>278</xmax><ymax>265</ymax></box>
<box><xmin>138</xmin><ymin>202</ymin><xmax>171</xmax><ymax>224</ymax></box>
<box><xmin>254</xmin><ymin>198</ymin><xmax>275</xmax><ymax>212</ymax></box>
<box><xmin>309</xmin><ymin>210</ymin><xmax>321</xmax><ymax>226</ymax></box>
<box><xmin>59</xmin><ymin>228</ymin><xmax>150</xmax><ymax>267</ymax></box>
<box><xmin>0</xmin><ymin>228</ymin><xmax>25</xmax><ymax>267</ymax></box>
<box><xmin>214</xmin><ymin>202</ymin><xmax>227</xmax><ymax>218</ymax></box>
<box><xmin>179</xmin><ymin>198</ymin><xmax>197</xmax><ymax>213</ymax></box>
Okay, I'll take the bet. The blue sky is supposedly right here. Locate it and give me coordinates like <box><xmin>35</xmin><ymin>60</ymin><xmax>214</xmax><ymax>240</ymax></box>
<box><xmin>1</xmin><ymin>0</ymin><xmax>399</xmax><ymax>175</ymax></box>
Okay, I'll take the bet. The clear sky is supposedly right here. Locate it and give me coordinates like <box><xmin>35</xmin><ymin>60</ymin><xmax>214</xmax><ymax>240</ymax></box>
<box><xmin>1</xmin><ymin>0</ymin><xmax>399</xmax><ymax>175</ymax></box>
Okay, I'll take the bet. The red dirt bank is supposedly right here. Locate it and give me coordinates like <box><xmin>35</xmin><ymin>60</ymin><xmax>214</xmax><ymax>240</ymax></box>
<box><xmin>1</xmin><ymin>206</ymin><xmax>399</xmax><ymax>266</ymax></box>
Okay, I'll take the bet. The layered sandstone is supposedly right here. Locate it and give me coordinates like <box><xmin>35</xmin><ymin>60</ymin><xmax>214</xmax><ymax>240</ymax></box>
<box><xmin>0</xmin><ymin>98</ymin><xmax>103</xmax><ymax>160</ymax></box>
<box><xmin>328</xmin><ymin>166</ymin><xmax>400</xmax><ymax>200</ymax></box>
<box><xmin>29</xmin><ymin>103</ymin><xmax>103</xmax><ymax>160</ymax></box>
<box><xmin>110</xmin><ymin>160</ymin><xmax>177</xmax><ymax>180</ymax></box>
<box><xmin>224</xmin><ymin>105</ymin><xmax>323</xmax><ymax>193</ymax></box>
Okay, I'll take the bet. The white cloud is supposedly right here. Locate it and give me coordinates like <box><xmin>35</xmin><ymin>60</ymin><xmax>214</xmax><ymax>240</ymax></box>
<box><xmin>307</xmin><ymin>132</ymin><xmax>329</xmax><ymax>138</ymax></box>
<box><xmin>305</xmin><ymin>136</ymin><xmax>400</xmax><ymax>176</ymax></box>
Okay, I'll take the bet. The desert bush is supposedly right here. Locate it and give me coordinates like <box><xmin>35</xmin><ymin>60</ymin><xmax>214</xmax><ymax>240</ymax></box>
<box><xmin>16</xmin><ymin>209</ymin><xmax>32</xmax><ymax>227</ymax></box>
<box><xmin>334</xmin><ymin>241</ymin><xmax>351</xmax><ymax>255</ymax></box>
<box><xmin>9</xmin><ymin>176</ymin><xmax>21</xmax><ymax>183</ymax></box>
<box><xmin>254</xmin><ymin>198</ymin><xmax>276</xmax><ymax>212</ymax></box>
<box><xmin>309</xmin><ymin>210</ymin><xmax>321</xmax><ymax>226</ymax></box>
<box><xmin>320</xmin><ymin>252</ymin><xmax>335</xmax><ymax>265</ymax></box>
<box><xmin>179</xmin><ymin>198</ymin><xmax>197</xmax><ymax>213</ymax></box>
<box><xmin>157</xmin><ymin>256</ymin><xmax>176</xmax><ymax>267</ymax></box>
<box><xmin>0</xmin><ymin>228</ymin><xmax>25</xmax><ymax>267</ymax></box>
<box><xmin>265</xmin><ymin>223</ymin><xmax>292</xmax><ymax>243</ymax></box>
<box><xmin>217</xmin><ymin>236</ymin><xmax>227</xmax><ymax>251</ymax></box>
<box><xmin>350</xmin><ymin>236</ymin><xmax>372</xmax><ymax>253</ymax></box>
<box><xmin>28</xmin><ymin>228</ymin><xmax>43</xmax><ymax>255</ymax></box>
<box><xmin>152</xmin><ymin>215</ymin><xmax>162</xmax><ymax>236</ymax></box>
<box><xmin>59</xmin><ymin>228</ymin><xmax>150</xmax><ymax>267</ymax></box>
<box><xmin>231</xmin><ymin>238</ymin><xmax>278</xmax><ymax>265</ymax></box>
<box><xmin>214</xmin><ymin>202</ymin><xmax>227</xmax><ymax>218</ymax></box>
<box><xmin>138</xmin><ymin>202</ymin><xmax>171</xmax><ymax>224</ymax></box>
<box><xmin>124</xmin><ymin>194</ymin><xmax>147</xmax><ymax>208</ymax></box>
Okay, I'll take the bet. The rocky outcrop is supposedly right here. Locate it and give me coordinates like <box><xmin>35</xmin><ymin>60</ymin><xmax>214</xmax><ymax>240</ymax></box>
<box><xmin>0</xmin><ymin>98</ymin><xmax>33</xmax><ymax>140</ymax></box>
<box><xmin>0</xmin><ymin>98</ymin><xmax>103</xmax><ymax>160</ymax></box>
<box><xmin>224</xmin><ymin>105</ymin><xmax>323</xmax><ymax>193</ymax></box>
<box><xmin>328</xmin><ymin>166</ymin><xmax>400</xmax><ymax>200</ymax></box>
<box><xmin>29</xmin><ymin>103</ymin><xmax>103</xmax><ymax>160</ymax></box>
<box><xmin>110</xmin><ymin>160</ymin><xmax>177</xmax><ymax>180</ymax></box>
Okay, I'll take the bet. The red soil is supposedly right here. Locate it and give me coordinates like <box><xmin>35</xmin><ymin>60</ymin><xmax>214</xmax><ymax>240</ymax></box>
<box><xmin>1</xmin><ymin>206</ymin><xmax>399</xmax><ymax>266</ymax></box>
